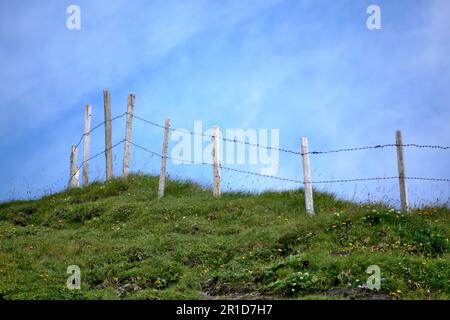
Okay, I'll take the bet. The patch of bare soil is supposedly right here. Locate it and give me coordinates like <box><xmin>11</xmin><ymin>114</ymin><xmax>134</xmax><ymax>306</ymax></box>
<box><xmin>320</xmin><ymin>287</ymin><xmax>393</xmax><ymax>300</ymax></box>
<box><xmin>202</xmin><ymin>278</ymin><xmax>393</xmax><ymax>300</ymax></box>
<box><xmin>201</xmin><ymin>277</ymin><xmax>268</xmax><ymax>300</ymax></box>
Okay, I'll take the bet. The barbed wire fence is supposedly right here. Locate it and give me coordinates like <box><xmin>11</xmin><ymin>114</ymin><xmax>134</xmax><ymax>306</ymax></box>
<box><xmin>68</xmin><ymin>91</ymin><xmax>450</xmax><ymax>214</ymax></box>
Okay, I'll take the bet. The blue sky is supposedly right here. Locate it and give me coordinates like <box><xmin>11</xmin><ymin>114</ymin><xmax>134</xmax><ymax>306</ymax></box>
<box><xmin>0</xmin><ymin>0</ymin><xmax>449</xmax><ymax>206</ymax></box>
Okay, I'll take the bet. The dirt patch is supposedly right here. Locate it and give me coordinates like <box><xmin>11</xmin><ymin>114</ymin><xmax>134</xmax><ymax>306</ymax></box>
<box><xmin>320</xmin><ymin>287</ymin><xmax>392</xmax><ymax>300</ymax></box>
<box><xmin>330</xmin><ymin>250</ymin><xmax>353</xmax><ymax>256</ymax></box>
<box><xmin>201</xmin><ymin>277</ymin><xmax>392</xmax><ymax>300</ymax></box>
<box><xmin>201</xmin><ymin>277</ymin><xmax>264</xmax><ymax>299</ymax></box>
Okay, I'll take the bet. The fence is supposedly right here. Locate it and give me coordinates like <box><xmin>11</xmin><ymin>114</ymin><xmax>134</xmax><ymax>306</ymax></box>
<box><xmin>68</xmin><ymin>90</ymin><xmax>450</xmax><ymax>214</ymax></box>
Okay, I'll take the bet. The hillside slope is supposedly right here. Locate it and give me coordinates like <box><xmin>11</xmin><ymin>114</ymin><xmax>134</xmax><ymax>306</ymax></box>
<box><xmin>0</xmin><ymin>174</ymin><xmax>448</xmax><ymax>300</ymax></box>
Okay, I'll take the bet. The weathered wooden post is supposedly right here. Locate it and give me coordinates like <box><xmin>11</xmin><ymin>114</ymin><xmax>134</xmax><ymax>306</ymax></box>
<box><xmin>301</xmin><ymin>137</ymin><xmax>314</xmax><ymax>215</ymax></box>
<box><xmin>82</xmin><ymin>104</ymin><xmax>91</xmax><ymax>186</ymax></box>
<box><xmin>396</xmin><ymin>130</ymin><xmax>409</xmax><ymax>212</ymax></box>
<box><xmin>158</xmin><ymin>117</ymin><xmax>171</xmax><ymax>198</ymax></box>
<box><xmin>103</xmin><ymin>90</ymin><xmax>113</xmax><ymax>181</ymax></box>
<box><xmin>69</xmin><ymin>145</ymin><xmax>79</xmax><ymax>189</ymax></box>
<box><xmin>212</xmin><ymin>126</ymin><xmax>221</xmax><ymax>197</ymax></box>
<box><xmin>123</xmin><ymin>94</ymin><xmax>135</xmax><ymax>177</ymax></box>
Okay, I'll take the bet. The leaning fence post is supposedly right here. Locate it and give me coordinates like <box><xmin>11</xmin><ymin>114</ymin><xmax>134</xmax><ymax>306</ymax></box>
<box><xmin>123</xmin><ymin>94</ymin><xmax>135</xmax><ymax>177</ymax></box>
<box><xmin>396</xmin><ymin>130</ymin><xmax>409</xmax><ymax>212</ymax></box>
<box><xmin>212</xmin><ymin>126</ymin><xmax>221</xmax><ymax>197</ymax></box>
<box><xmin>301</xmin><ymin>137</ymin><xmax>314</xmax><ymax>215</ymax></box>
<box><xmin>103</xmin><ymin>90</ymin><xmax>113</xmax><ymax>181</ymax></box>
<box><xmin>158</xmin><ymin>117</ymin><xmax>171</xmax><ymax>198</ymax></box>
<box><xmin>82</xmin><ymin>104</ymin><xmax>91</xmax><ymax>186</ymax></box>
<box><xmin>69</xmin><ymin>145</ymin><xmax>79</xmax><ymax>189</ymax></box>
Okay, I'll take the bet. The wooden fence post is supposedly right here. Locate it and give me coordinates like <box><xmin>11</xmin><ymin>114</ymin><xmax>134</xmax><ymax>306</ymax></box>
<box><xmin>69</xmin><ymin>145</ymin><xmax>79</xmax><ymax>189</ymax></box>
<box><xmin>123</xmin><ymin>94</ymin><xmax>135</xmax><ymax>177</ymax></box>
<box><xmin>103</xmin><ymin>90</ymin><xmax>113</xmax><ymax>181</ymax></box>
<box><xmin>158</xmin><ymin>117</ymin><xmax>171</xmax><ymax>198</ymax></box>
<box><xmin>396</xmin><ymin>130</ymin><xmax>409</xmax><ymax>212</ymax></box>
<box><xmin>301</xmin><ymin>137</ymin><xmax>314</xmax><ymax>215</ymax></box>
<box><xmin>212</xmin><ymin>126</ymin><xmax>221</xmax><ymax>197</ymax></box>
<box><xmin>82</xmin><ymin>104</ymin><xmax>91</xmax><ymax>186</ymax></box>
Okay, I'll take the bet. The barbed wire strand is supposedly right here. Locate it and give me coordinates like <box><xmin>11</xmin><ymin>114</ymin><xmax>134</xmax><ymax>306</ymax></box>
<box><xmin>129</xmin><ymin>113</ymin><xmax>450</xmax><ymax>156</ymax></box>
<box><xmin>128</xmin><ymin>141</ymin><xmax>450</xmax><ymax>184</ymax></box>
<box><xmin>305</xmin><ymin>143</ymin><xmax>450</xmax><ymax>155</ymax></box>
<box><xmin>131</xmin><ymin>114</ymin><xmax>304</xmax><ymax>154</ymax></box>
<box><xmin>68</xmin><ymin>112</ymin><xmax>450</xmax><ymax>185</ymax></box>
<box><xmin>69</xmin><ymin>139</ymin><xmax>125</xmax><ymax>183</ymax></box>
<box><xmin>73</xmin><ymin>112</ymin><xmax>127</xmax><ymax>149</ymax></box>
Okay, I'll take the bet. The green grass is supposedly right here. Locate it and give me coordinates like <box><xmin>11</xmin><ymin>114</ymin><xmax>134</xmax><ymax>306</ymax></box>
<box><xmin>0</xmin><ymin>174</ymin><xmax>448</xmax><ymax>300</ymax></box>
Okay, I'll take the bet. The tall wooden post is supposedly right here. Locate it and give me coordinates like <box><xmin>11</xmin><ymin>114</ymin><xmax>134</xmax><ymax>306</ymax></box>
<box><xmin>212</xmin><ymin>126</ymin><xmax>221</xmax><ymax>197</ymax></box>
<box><xmin>396</xmin><ymin>130</ymin><xmax>409</xmax><ymax>212</ymax></box>
<box><xmin>158</xmin><ymin>117</ymin><xmax>171</xmax><ymax>198</ymax></box>
<box><xmin>82</xmin><ymin>104</ymin><xmax>91</xmax><ymax>186</ymax></box>
<box><xmin>123</xmin><ymin>94</ymin><xmax>135</xmax><ymax>177</ymax></box>
<box><xmin>301</xmin><ymin>137</ymin><xmax>314</xmax><ymax>215</ymax></box>
<box><xmin>69</xmin><ymin>145</ymin><xmax>79</xmax><ymax>189</ymax></box>
<box><xmin>103</xmin><ymin>90</ymin><xmax>113</xmax><ymax>181</ymax></box>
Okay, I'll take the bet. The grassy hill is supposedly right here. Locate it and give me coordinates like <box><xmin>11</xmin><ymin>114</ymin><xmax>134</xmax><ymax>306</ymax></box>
<box><xmin>0</xmin><ymin>174</ymin><xmax>448</xmax><ymax>300</ymax></box>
